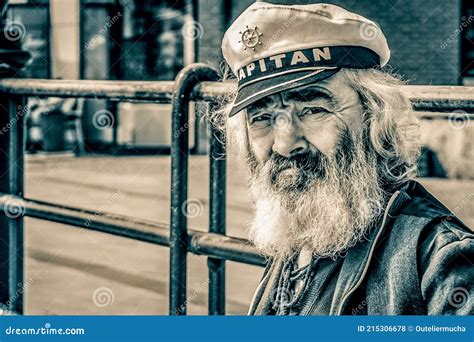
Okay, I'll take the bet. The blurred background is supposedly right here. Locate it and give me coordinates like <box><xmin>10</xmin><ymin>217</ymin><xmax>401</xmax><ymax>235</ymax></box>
<box><xmin>2</xmin><ymin>0</ymin><xmax>473</xmax><ymax>315</ymax></box>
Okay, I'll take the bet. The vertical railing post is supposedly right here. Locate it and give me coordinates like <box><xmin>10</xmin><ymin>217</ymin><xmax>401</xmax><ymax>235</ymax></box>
<box><xmin>0</xmin><ymin>95</ymin><xmax>27</xmax><ymax>314</ymax></box>
<box><xmin>169</xmin><ymin>63</ymin><xmax>218</xmax><ymax>315</ymax></box>
<box><xmin>208</xmin><ymin>119</ymin><xmax>226</xmax><ymax>315</ymax></box>
<box><xmin>0</xmin><ymin>2</ymin><xmax>30</xmax><ymax>314</ymax></box>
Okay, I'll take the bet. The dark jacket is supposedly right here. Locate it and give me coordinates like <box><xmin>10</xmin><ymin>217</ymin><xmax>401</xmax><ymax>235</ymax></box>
<box><xmin>248</xmin><ymin>180</ymin><xmax>474</xmax><ymax>315</ymax></box>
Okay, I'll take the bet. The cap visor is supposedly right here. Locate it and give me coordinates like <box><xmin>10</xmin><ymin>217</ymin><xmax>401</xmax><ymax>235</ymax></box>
<box><xmin>229</xmin><ymin>68</ymin><xmax>340</xmax><ymax>117</ymax></box>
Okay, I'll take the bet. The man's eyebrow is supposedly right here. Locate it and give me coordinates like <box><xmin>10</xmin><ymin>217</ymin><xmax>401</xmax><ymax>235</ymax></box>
<box><xmin>285</xmin><ymin>86</ymin><xmax>336</xmax><ymax>105</ymax></box>
<box><xmin>246</xmin><ymin>95</ymin><xmax>278</xmax><ymax>112</ymax></box>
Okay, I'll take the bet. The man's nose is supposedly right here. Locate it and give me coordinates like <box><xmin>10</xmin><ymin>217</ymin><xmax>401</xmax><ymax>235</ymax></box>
<box><xmin>272</xmin><ymin>113</ymin><xmax>308</xmax><ymax>158</ymax></box>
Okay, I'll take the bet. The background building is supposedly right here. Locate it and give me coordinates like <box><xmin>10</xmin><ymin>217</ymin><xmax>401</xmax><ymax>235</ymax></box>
<box><xmin>201</xmin><ymin>0</ymin><xmax>473</xmax><ymax>85</ymax></box>
<box><xmin>7</xmin><ymin>0</ymin><xmax>474</xmax><ymax>177</ymax></box>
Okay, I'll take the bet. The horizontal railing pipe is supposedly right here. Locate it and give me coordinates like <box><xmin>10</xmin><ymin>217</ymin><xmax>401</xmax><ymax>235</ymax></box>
<box><xmin>0</xmin><ymin>195</ymin><xmax>265</xmax><ymax>267</ymax></box>
<box><xmin>0</xmin><ymin>79</ymin><xmax>175</xmax><ymax>102</ymax></box>
<box><xmin>195</xmin><ymin>83</ymin><xmax>474</xmax><ymax>112</ymax></box>
<box><xmin>0</xmin><ymin>79</ymin><xmax>473</xmax><ymax>112</ymax></box>
<box><xmin>190</xmin><ymin>233</ymin><xmax>265</xmax><ymax>267</ymax></box>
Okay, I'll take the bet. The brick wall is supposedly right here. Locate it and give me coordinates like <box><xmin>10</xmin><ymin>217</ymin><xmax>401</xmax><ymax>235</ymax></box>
<box><xmin>198</xmin><ymin>0</ymin><xmax>463</xmax><ymax>85</ymax></box>
<box><xmin>197</xmin><ymin>0</ymin><xmax>227</xmax><ymax>69</ymax></box>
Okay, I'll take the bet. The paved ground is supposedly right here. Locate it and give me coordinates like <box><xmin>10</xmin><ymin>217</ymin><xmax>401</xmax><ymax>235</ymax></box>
<box><xmin>22</xmin><ymin>153</ymin><xmax>474</xmax><ymax>315</ymax></box>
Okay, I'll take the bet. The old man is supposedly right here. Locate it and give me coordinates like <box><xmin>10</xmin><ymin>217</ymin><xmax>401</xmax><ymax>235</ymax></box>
<box><xmin>214</xmin><ymin>2</ymin><xmax>473</xmax><ymax>315</ymax></box>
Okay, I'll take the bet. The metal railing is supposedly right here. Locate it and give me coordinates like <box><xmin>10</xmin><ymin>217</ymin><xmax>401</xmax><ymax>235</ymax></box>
<box><xmin>0</xmin><ymin>63</ymin><xmax>473</xmax><ymax>315</ymax></box>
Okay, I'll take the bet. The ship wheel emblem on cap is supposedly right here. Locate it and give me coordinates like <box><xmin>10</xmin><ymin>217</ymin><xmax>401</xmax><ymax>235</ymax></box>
<box><xmin>239</xmin><ymin>25</ymin><xmax>263</xmax><ymax>51</ymax></box>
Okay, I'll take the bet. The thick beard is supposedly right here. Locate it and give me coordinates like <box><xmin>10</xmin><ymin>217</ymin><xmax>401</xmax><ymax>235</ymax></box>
<box><xmin>245</xmin><ymin>129</ymin><xmax>387</xmax><ymax>260</ymax></box>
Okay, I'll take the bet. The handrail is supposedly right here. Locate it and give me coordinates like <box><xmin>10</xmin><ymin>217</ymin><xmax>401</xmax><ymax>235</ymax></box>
<box><xmin>0</xmin><ymin>195</ymin><xmax>265</xmax><ymax>267</ymax></box>
<box><xmin>0</xmin><ymin>78</ymin><xmax>473</xmax><ymax>111</ymax></box>
<box><xmin>0</xmin><ymin>79</ymin><xmax>175</xmax><ymax>102</ymax></box>
<box><xmin>169</xmin><ymin>64</ymin><xmax>221</xmax><ymax>315</ymax></box>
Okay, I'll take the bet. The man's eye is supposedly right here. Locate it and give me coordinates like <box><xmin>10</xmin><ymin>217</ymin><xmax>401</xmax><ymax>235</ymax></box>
<box><xmin>300</xmin><ymin>107</ymin><xmax>330</xmax><ymax>116</ymax></box>
<box><xmin>250</xmin><ymin>113</ymin><xmax>272</xmax><ymax>124</ymax></box>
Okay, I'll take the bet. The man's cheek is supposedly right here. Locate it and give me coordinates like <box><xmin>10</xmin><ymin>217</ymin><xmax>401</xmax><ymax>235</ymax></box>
<box><xmin>304</xmin><ymin>125</ymin><xmax>340</xmax><ymax>157</ymax></box>
<box><xmin>248</xmin><ymin>136</ymin><xmax>274</xmax><ymax>164</ymax></box>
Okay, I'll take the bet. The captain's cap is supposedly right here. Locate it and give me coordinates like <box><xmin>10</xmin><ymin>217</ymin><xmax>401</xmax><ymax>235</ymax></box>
<box><xmin>222</xmin><ymin>2</ymin><xmax>390</xmax><ymax>117</ymax></box>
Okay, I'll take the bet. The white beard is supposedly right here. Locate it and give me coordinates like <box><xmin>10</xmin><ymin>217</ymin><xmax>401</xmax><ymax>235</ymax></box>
<box><xmin>246</xmin><ymin>133</ymin><xmax>386</xmax><ymax>260</ymax></box>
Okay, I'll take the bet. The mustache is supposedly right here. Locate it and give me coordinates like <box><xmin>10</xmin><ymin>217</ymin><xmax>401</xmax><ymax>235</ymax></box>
<box><xmin>268</xmin><ymin>128</ymin><xmax>354</xmax><ymax>175</ymax></box>
<box><xmin>269</xmin><ymin>150</ymin><xmax>328</xmax><ymax>182</ymax></box>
